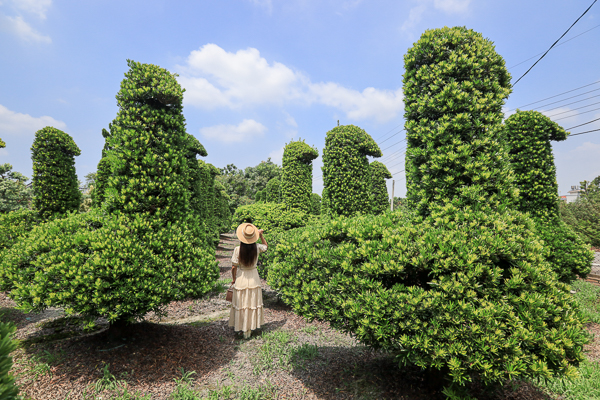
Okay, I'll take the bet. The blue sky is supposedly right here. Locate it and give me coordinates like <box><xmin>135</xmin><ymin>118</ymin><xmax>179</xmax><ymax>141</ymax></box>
<box><xmin>1</xmin><ymin>0</ymin><xmax>599</xmax><ymax>198</ymax></box>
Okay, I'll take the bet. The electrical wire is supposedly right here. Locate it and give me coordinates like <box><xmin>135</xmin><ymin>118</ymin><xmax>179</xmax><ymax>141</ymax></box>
<box><xmin>509</xmin><ymin>84</ymin><xmax>600</xmax><ymax>112</ymax></box>
<box><xmin>544</xmin><ymin>100</ymin><xmax>600</xmax><ymax>118</ymax></box>
<box><xmin>553</xmin><ymin>106</ymin><xmax>600</xmax><ymax>121</ymax></box>
<box><xmin>569</xmin><ymin>128</ymin><xmax>600</xmax><ymax>136</ymax></box>
<box><xmin>512</xmin><ymin>0</ymin><xmax>598</xmax><ymax>86</ymax></box>
<box><xmin>378</xmin><ymin>129</ymin><xmax>405</xmax><ymax>145</ymax></box>
<box><xmin>508</xmin><ymin>23</ymin><xmax>600</xmax><ymax>69</ymax></box>
<box><xmin>541</xmin><ymin>94</ymin><xmax>600</xmax><ymax>113</ymax></box>
<box><xmin>566</xmin><ymin>117</ymin><xmax>600</xmax><ymax>130</ymax></box>
<box><xmin>381</xmin><ymin>140</ymin><xmax>405</xmax><ymax>152</ymax></box>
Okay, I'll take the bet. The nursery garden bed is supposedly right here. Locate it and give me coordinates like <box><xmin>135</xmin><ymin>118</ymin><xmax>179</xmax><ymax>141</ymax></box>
<box><xmin>1</xmin><ymin>234</ymin><xmax>598</xmax><ymax>400</ymax></box>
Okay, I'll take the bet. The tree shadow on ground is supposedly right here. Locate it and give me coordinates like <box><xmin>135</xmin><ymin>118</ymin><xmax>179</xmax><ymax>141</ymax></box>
<box><xmin>287</xmin><ymin>345</ymin><xmax>554</xmax><ymax>400</ymax></box>
<box><xmin>21</xmin><ymin>318</ymin><xmax>237</xmax><ymax>390</ymax></box>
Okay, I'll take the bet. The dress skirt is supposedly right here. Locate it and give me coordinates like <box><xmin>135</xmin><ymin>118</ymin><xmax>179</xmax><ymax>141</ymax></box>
<box><xmin>228</xmin><ymin>266</ymin><xmax>265</xmax><ymax>332</ymax></box>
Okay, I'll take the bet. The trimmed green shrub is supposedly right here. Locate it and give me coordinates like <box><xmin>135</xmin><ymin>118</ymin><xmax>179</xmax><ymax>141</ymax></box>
<box><xmin>214</xmin><ymin>180</ymin><xmax>232</xmax><ymax>234</ymax></box>
<box><xmin>0</xmin><ymin>210</ymin><xmax>217</xmax><ymax>323</ymax></box>
<box><xmin>31</xmin><ymin>126</ymin><xmax>82</xmax><ymax>219</ymax></box>
<box><xmin>0</xmin><ymin>138</ymin><xmax>5</xmax><ymax>148</ymax></box>
<box><xmin>0</xmin><ymin>163</ymin><xmax>33</xmax><ymax>213</ymax></box>
<box><xmin>184</xmin><ymin>133</ymin><xmax>208</xmax><ymax>219</ymax></box>
<box><xmin>232</xmin><ymin>203</ymin><xmax>312</xmax><ymax>235</ymax></box>
<box><xmin>403</xmin><ymin>26</ymin><xmax>515</xmax><ymax>216</ymax></box>
<box><xmin>0</xmin><ymin>322</ymin><xmax>19</xmax><ymax>399</ymax></box>
<box><xmin>281</xmin><ymin>140</ymin><xmax>318</xmax><ymax>213</ymax></box>
<box><xmin>265</xmin><ymin>178</ymin><xmax>281</xmax><ymax>203</ymax></box>
<box><xmin>310</xmin><ymin>193</ymin><xmax>321</xmax><ymax>215</ymax></box>
<box><xmin>266</xmin><ymin>204</ymin><xmax>589</xmax><ymax>391</ymax></box>
<box><xmin>322</xmin><ymin>125</ymin><xmax>381</xmax><ymax>217</ymax></box>
<box><xmin>504</xmin><ymin>110</ymin><xmax>592</xmax><ymax>282</ymax></box>
<box><xmin>370</xmin><ymin>161</ymin><xmax>392</xmax><ymax>215</ymax></box>
<box><xmin>1</xmin><ymin>60</ymin><xmax>218</xmax><ymax>326</ymax></box>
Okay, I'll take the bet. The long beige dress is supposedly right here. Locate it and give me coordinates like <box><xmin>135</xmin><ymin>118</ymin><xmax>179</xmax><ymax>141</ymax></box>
<box><xmin>228</xmin><ymin>243</ymin><xmax>267</xmax><ymax>332</ymax></box>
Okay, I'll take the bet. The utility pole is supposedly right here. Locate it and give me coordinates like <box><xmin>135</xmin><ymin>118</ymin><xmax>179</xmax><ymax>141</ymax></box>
<box><xmin>337</xmin><ymin>120</ymin><xmax>339</xmax><ymax>126</ymax></box>
<box><xmin>391</xmin><ymin>180</ymin><xmax>395</xmax><ymax>211</ymax></box>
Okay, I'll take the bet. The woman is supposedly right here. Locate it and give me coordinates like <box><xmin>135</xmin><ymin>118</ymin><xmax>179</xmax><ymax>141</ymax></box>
<box><xmin>229</xmin><ymin>223</ymin><xmax>268</xmax><ymax>339</ymax></box>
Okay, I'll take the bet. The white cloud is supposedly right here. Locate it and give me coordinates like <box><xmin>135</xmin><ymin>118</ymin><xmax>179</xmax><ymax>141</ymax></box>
<box><xmin>401</xmin><ymin>0</ymin><xmax>471</xmax><ymax>33</ymax></box>
<box><xmin>178</xmin><ymin>44</ymin><xmax>404</xmax><ymax>123</ymax></box>
<box><xmin>433</xmin><ymin>0</ymin><xmax>471</xmax><ymax>14</ymax></box>
<box><xmin>11</xmin><ymin>0</ymin><xmax>52</xmax><ymax>19</ymax></box>
<box><xmin>199</xmin><ymin>119</ymin><xmax>267</xmax><ymax>143</ymax></box>
<box><xmin>0</xmin><ymin>104</ymin><xmax>66</xmax><ymax>136</ymax></box>
<box><xmin>248</xmin><ymin>0</ymin><xmax>273</xmax><ymax>14</ymax></box>
<box><xmin>268</xmin><ymin>146</ymin><xmax>285</xmax><ymax>165</ymax></box>
<box><xmin>0</xmin><ymin>13</ymin><xmax>50</xmax><ymax>42</ymax></box>
<box><xmin>283</xmin><ymin>111</ymin><xmax>298</xmax><ymax>128</ymax></box>
<box><xmin>309</xmin><ymin>83</ymin><xmax>404</xmax><ymax>123</ymax></box>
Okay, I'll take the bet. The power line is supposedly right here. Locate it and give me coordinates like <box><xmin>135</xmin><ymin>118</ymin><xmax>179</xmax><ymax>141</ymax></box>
<box><xmin>541</xmin><ymin>93</ymin><xmax>600</xmax><ymax>113</ymax></box>
<box><xmin>566</xmin><ymin>117</ymin><xmax>600</xmax><ymax>130</ymax></box>
<box><xmin>529</xmin><ymin>87</ymin><xmax>600</xmax><ymax>111</ymax></box>
<box><xmin>373</xmin><ymin>123</ymin><xmax>404</xmax><ymax>142</ymax></box>
<box><xmin>508</xmin><ymin>23</ymin><xmax>600</xmax><ymax>70</ymax></box>
<box><xmin>381</xmin><ymin>139</ymin><xmax>405</xmax><ymax>152</ymax></box>
<box><xmin>569</xmin><ymin>128</ymin><xmax>600</xmax><ymax>137</ymax></box>
<box><xmin>512</xmin><ymin>0</ymin><xmax>598</xmax><ymax>86</ymax></box>
<box><xmin>377</xmin><ymin>129</ymin><xmax>405</xmax><ymax>146</ymax></box>
<box><xmin>553</xmin><ymin>106</ymin><xmax>600</xmax><ymax>121</ymax></box>
<box><xmin>508</xmin><ymin>80</ymin><xmax>600</xmax><ymax>111</ymax></box>
<box><xmin>544</xmin><ymin>100</ymin><xmax>600</xmax><ymax>118</ymax></box>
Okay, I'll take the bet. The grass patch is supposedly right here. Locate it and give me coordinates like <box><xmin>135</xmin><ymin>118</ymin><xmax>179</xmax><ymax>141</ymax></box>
<box><xmin>572</xmin><ymin>280</ymin><xmax>600</xmax><ymax>324</ymax></box>
<box><xmin>252</xmin><ymin>330</ymin><xmax>295</xmax><ymax>375</ymax></box>
<box><xmin>533</xmin><ymin>358</ymin><xmax>600</xmax><ymax>400</ymax></box>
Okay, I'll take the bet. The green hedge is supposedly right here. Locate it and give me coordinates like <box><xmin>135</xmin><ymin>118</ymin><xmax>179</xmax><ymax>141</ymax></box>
<box><xmin>370</xmin><ymin>161</ymin><xmax>391</xmax><ymax>215</ymax></box>
<box><xmin>232</xmin><ymin>203</ymin><xmax>313</xmax><ymax>235</ymax></box>
<box><xmin>560</xmin><ymin>189</ymin><xmax>600</xmax><ymax>247</ymax></box>
<box><xmin>266</xmin><ymin>204</ymin><xmax>589</xmax><ymax>390</ymax></box>
<box><xmin>310</xmin><ymin>193</ymin><xmax>321</xmax><ymax>215</ymax></box>
<box><xmin>403</xmin><ymin>26</ymin><xmax>515</xmax><ymax>216</ymax></box>
<box><xmin>31</xmin><ymin>126</ymin><xmax>81</xmax><ymax>219</ymax></box>
<box><xmin>281</xmin><ymin>140</ymin><xmax>318</xmax><ymax>213</ymax></box>
<box><xmin>322</xmin><ymin>125</ymin><xmax>381</xmax><ymax>217</ymax></box>
<box><xmin>0</xmin><ymin>209</ymin><xmax>40</xmax><ymax>253</ymax></box>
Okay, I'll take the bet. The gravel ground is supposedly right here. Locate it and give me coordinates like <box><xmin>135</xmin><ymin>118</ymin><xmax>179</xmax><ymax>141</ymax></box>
<box><xmin>0</xmin><ymin>233</ymin><xmax>598</xmax><ymax>400</ymax></box>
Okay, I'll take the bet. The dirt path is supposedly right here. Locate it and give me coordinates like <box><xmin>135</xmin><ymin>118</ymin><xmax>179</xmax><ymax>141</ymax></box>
<box><xmin>0</xmin><ymin>234</ymin><xmax>598</xmax><ymax>399</ymax></box>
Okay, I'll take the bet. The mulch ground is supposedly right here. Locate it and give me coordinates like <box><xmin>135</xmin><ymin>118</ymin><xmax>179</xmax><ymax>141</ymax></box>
<box><xmin>1</xmin><ymin>235</ymin><xmax>598</xmax><ymax>399</ymax></box>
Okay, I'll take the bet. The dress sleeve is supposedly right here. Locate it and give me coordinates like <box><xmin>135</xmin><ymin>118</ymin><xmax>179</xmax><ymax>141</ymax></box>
<box><xmin>257</xmin><ymin>243</ymin><xmax>268</xmax><ymax>253</ymax></box>
<box><xmin>231</xmin><ymin>247</ymin><xmax>240</xmax><ymax>266</ymax></box>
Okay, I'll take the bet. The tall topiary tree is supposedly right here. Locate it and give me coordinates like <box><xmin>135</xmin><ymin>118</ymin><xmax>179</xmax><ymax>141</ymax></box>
<box><xmin>265</xmin><ymin>177</ymin><xmax>281</xmax><ymax>203</ymax></box>
<box><xmin>281</xmin><ymin>140</ymin><xmax>318</xmax><ymax>213</ymax></box>
<box><xmin>403</xmin><ymin>26</ymin><xmax>515</xmax><ymax>216</ymax></box>
<box><xmin>504</xmin><ymin>111</ymin><xmax>592</xmax><ymax>282</ymax></box>
<box><xmin>322</xmin><ymin>125</ymin><xmax>381</xmax><ymax>217</ymax></box>
<box><xmin>0</xmin><ymin>60</ymin><xmax>218</xmax><ymax>331</ymax></box>
<box><xmin>254</xmin><ymin>190</ymin><xmax>264</xmax><ymax>203</ymax></box>
<box><xmin>370</xmin><ymin>161</ymin><xmax>392</xmax><ymax>215</ymax></box>
<box><xmin>31</xmin><ymin>127</ymin><xmax>81</xmax><ymax>219</ymax></box>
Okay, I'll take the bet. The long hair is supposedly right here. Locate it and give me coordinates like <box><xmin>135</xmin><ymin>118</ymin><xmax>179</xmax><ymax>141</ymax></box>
<box><xmin>238</xmin><ymin>242</ymin><xmax>258</xmax><ymax>267</ymax></box>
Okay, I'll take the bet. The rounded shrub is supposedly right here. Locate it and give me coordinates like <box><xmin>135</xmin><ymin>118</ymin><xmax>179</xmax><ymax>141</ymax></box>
<box><xmin>281</xmin><ymin>140</ymin><xmax>318</xmax><ymax>213</ymax></box>
<box><xmin>322</xmin><ymin>125</ymin><xmax>381</xmax><ymax>217</ymax></box>
<box><xmin>403</xmin><ymin>26</ymin><xmax>515</xmax><ymax>216</ymax></box>
<box><xmin>0</xmin><ymin>209</ymin><xmax>40</xmax><ymax>253</ymax></box>
<box><xmin>31</xmin><ymin>126</ymin><xmax>81</xmax><ymax>219</ymax></box>
<box><xmin>232</xmin><ymin>202</ymin><xmax>312</xmax><ymax>235</ymax></box>
<box><xmin>370</xmin><ymin>161</ymin><xmax>392</xmax><ymax>215</ymax></box>
<box><xmin>0</xmin><ymin>210</ymin><xmax>217</xmax><ymax>324</ymax></box>
<box><xmin>265</xmin><ymin>178</ymin><xmax>281</xmax><ymax>203</ymax></box>
<box><xmin>266</xmin><ymin>204</ymin><xmax>589</xmax><ymax>391</ymax></box>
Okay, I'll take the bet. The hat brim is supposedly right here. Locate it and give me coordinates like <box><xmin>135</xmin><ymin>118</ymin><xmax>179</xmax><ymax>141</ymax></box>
<box><xmin>236</xmin><ymin>223</ymin><xmax>260</xmax><ymax>244</ymax></box>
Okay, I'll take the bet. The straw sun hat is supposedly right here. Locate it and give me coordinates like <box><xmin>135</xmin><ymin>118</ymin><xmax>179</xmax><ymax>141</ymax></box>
<box><xmin>236</xmin><ymin>223</ymin><xmax>260</xmax><ymax>244</ymax></box>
